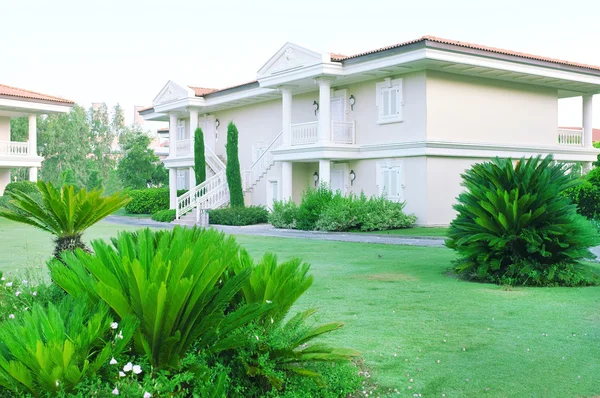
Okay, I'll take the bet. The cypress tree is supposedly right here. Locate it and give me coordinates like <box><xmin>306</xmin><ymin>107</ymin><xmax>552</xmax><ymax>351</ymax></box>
<box><xmin>225</xmin><ymin>122</ymin><xmax>244</xmax><ymax>207</ymax></box>
<box><xmin>193</xmin><ymin>127</ymin><xmax>206</xmax><ymax>185</ymax></box>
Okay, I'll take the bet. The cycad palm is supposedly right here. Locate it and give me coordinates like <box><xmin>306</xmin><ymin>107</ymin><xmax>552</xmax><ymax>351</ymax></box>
<box><xmin>0</xmin><ymin>181</ymin><xmax>129</xmax><ymax>259</ymax></box>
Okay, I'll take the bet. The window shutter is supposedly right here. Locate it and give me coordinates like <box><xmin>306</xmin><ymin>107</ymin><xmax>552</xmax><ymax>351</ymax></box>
<box><xmin>382</xmin><ymin>169</ymin><xmax>391</xmax><ymax>198</ymax></box>
<box><xmin>394</xmin><ymin>88</ymin><xmax>401</xmax><ymax>115</ymax></box>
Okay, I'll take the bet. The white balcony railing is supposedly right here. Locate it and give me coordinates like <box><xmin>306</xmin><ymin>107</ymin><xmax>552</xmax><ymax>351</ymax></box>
<box><xmin>332</xmin><ymin>121</ymin><xmax>355</xmax><ymax>144</ymax></box>
<box><xmin>0</xmin><ymin>141</ymin><xmax>29</xmax><ymax>156</ymax></box>
<box><xmin>290</xmin><ymin>121</ymin><xmax>356</xmax><ymax>146</ymax></box>
<box><xmin>175</xmin><ymin>139</ymin><xmax>192</xmax><ymax>156</ymax></box>
<box><xmin>291</xmin><ymin>121</ymin><xmax>319</xmax><ymax>145</ymax></box>
<box><xmin>557</xmin><ymin>128</ymin><xmax>583</xmax><ymax>147</ymax></box>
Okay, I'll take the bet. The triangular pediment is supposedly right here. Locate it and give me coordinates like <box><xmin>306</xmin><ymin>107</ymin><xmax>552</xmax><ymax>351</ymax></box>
<box><xmin>257</xmin><ymin>43</ymin><xmax>329</xmax><ymax>79</ymax></box>
<box><xmin>153</xmin><ymin>80</ymin><xmax>194</xmax><ymax>106</ymax></box>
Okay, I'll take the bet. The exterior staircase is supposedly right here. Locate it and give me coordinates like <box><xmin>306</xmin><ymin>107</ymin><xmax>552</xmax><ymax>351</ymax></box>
<box><xmin>173</xmin><ymin>132</ymin><xmax>283</xmax><ymax>225</ymax></box>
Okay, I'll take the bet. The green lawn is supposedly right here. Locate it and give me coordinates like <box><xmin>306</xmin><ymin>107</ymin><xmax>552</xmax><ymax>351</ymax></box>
<box><xmin>1</xmin><ymin>218</ymin><xmax>599</xmax><ymax>397</ymax></box>
<box><xmin>359</xmin><ymin>226</ymin><xmax>449</xmax><ymax>237</ymax></box>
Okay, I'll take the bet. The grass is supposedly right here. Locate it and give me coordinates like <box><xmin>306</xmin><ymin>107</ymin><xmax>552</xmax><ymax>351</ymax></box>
<box><xmin>358</xmin><ymin>226</ymin><xmax>449</xmax><ymax>237</ymax></box>
<box><xmin>1</xmin><ymin>217</ymin><xmax>599</xmax><ymax>397</ymax></box>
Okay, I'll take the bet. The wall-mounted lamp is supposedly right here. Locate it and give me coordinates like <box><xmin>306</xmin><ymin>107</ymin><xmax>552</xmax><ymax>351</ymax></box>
<box><xmin>215</xmin><ymin>119</ymin><xmax>220</xmax><ymax>129</ymax></box>
<box><xmin>312</xmin><ymin>101</ymin><xmax>319</xmax><ymax>116</ymax></box>
<box><xmin>313</xmin><ymin>172</ymin><xmax>319</xmax><ymax>187</ymax></box>
<box><xmin>349</xmin><ymin>95</ymin><xmax>356</xmax><ymax>111</ymax></box>
<box><xmin>349</xmin><ymin>169</ymin><xmax>356</xmax><ymax>186</ymax></box>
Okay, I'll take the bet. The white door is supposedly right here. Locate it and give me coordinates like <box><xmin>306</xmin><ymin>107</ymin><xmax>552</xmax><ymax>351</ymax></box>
<box><xmin>330</xmin><ymin>163</ymin><xmax>346</xmax><ymax>194</ymax></box>
<box><xmin>330</xmin><ymin>97</ymin><xmax>344</xmax><ymax>122</ymax></box>
<box><xmin>267</xmin><ymin>180</ymin><xmax>279</xmax><ymax>209</ymax></box>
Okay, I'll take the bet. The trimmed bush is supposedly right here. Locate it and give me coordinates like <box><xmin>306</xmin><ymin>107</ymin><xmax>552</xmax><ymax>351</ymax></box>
<box><xmin>226</xmin><ymin>122</ymin><xmax>244</xmax><ymax>207</ymax></box>
<box><xmin>562</xmin><ymin>180</ymin><xmax>600</xmax><ymax>219</ymax></box>
<box><xmin>4</xmin><ymin>181</ymin><xmax>39</xmax><ymax>197</ymax></box>
<box><xmin>151</xmin><ymin>209</ymin><xmax>176</xmax><ymax>222</ymax></box>
<box><xmin>446</xmin><ymin>155</ymin><xmax>600</xmax><ymax>287</ymax></box>
<box><xmin>208</xmin><ymin>206</ymin><xmax>268</xmax><ymax>226</ymax></box>
<box><xmin>268</xmin><ymin>200</ymin><xmax>299</xmax><ymax>229</ymax></box>
<box><xmin>296</xmin><ymin>184</ymin><xmax>334</xmax><ymax>230</ymax></box>
<box><xmin>125</xmin><ymin>188</ymin><xmax>186</xmax><ymax>214</ymax></box>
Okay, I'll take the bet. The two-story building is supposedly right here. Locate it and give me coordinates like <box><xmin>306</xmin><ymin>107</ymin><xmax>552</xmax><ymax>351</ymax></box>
<box><xmin>140</xmin><ymin>36</ymin><xmax>600</xmax><ymax>226</ymax></box>
<box><xmin>0</xmin><ymin>84</ymin><xmax>74</xmax><ymax>195</ymax></box>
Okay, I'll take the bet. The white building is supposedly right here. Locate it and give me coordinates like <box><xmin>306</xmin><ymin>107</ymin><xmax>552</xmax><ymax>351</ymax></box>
<box><xmin>140</xmin><ymin>36</ymin><xmax>600</xmax><ymax>226</ymax></box>
<box><xmin>0</xmin><ymin>84</ymin><xmax>74</xmax><ymax>195</ymax></box>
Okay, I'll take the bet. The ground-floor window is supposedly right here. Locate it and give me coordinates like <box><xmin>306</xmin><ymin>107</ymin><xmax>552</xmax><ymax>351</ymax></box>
<box><xmin>377</xmin><ymin>160</ymin><xmax>404</xmax><ymax>201</ymax></box>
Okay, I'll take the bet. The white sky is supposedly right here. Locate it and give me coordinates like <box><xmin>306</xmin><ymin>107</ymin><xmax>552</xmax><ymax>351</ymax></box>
<box><xmin>1</xmin><ymin>0</ymin><xmax>599</xmax><ymax>127</ymax></box>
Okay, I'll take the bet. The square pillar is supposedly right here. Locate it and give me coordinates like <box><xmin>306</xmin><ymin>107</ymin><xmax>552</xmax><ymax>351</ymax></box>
<box><xmin>169</xmin><ymin>168</ymin><xmax>177</xmax><ymax>209</ymax></box>
<box><xmin>280</xmin><ymin>87</ymin><xmax>293</xmax><ymax>146</ymax></box>
<box><xmin>169</xmin><ymin>113</ymin><xmax>177</xmax><ymax>157</ymax></box>
<box><xmin>281</xmin><ymin>161</ymin><xmax>292</xmax><ymax>200</ymax></box>
<box><xmin>28</xmin><ymin>114</ymin><xmax>37</xmax><ymax>156</ymax></box>
<box><xmin>583</xmin><ymin>95</ymin><xmax>594</xmax><ymax>148</ymax></box>
<box><xmin>0</xmin><ymin>169</ymin><xmax>10</xmax><ymax>196</ymax></box>
<box><xmin>29</xmin><ymin>167</ymin><xmax>38</xmax><ymax>182</ymax></box>
<box><xmin>189</xmin><ymin>109</ymin><xmax>198</xmax><ymax>150</ymax></box>
<box><xmin>319</xmin><ymin>160</ymin><xmax>331</xmax><ymax>187</ymax></box>
<box><xmin>315</xmin><ymin>77</ymin><xmax>335</xmax><ymax>145</ymax></box>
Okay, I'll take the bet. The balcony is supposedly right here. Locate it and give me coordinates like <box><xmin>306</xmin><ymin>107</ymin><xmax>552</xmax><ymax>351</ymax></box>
<box><xmin>557</xmin><ymin>128</ymin><xmax>583</xmax><ymax>147</ymax></box>
<box><xmin>290</xmin><ymin>121</ymin><xmax>355</xmax><ymax>146</ymax></box>
<box><xmin>0</xmin><ymin>141</ymin><xmax>29</xmax><ymax>156</ymax></box>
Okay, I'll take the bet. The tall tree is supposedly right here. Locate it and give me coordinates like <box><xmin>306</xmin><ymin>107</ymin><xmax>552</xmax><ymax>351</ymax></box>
<box><xmin>89</xmin><ymin>103</ymin><xmax>116</xmax><ymax>186</ymax></box>
<box><xmin>38</xmin><ymin>105</ymin><xmax>91</xmax><ymax>187</ymax></box>
<box><xmin>117</xmin><ymin>127</ymin><xmax>166</xmax><ymax>189</ymax></box>
<box><xmin>194</xmin><ymin>127</ymin><xmax>206</xmax><ymax>185</ymax></box>
<box><xmin>225</xmin><ymin>122</ymin><xmax>244</xmax><ymax>207</ymax></box>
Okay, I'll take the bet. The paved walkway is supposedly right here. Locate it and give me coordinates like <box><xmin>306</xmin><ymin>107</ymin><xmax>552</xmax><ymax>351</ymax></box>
<box><xmin>104</xmin><ymin>216</ymin><xmax>446</xmax><ymax>247</ymax></box>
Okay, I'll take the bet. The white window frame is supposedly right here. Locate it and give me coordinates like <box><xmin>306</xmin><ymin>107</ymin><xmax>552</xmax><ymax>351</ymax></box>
<box><xmin>376</xmin><ymin>159</ymin><xmax>405</xmax><ymax>202</ymax></box>
<box><xmin>176</xmin><ymin>119</ymin><xmax>187</xmax><ymax>141</ymax></box>
<box><xmin>266</xmin><ymin>178</ymin><xmax>280</xmax><ymax>210</ymax></box>
<box><xmin>376</xmin><ymin>78</ymin><xmax>403</xmax><ymax>124</ymax></box>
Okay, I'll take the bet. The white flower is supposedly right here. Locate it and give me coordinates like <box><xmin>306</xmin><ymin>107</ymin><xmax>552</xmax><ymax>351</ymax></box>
<box><xmin>123</xmin><ymin>362</ymin><xmax>133</xmax><ymax>372</ymax></box>
<box><xmin>22</xmin><ymin>280</ymin><xmax>28</xmax><ymax>285</ymax></box>
<box><xmin>143</xmin><ymin>392</ymin><xmax>152</xmax><ymax>398</ymax></box>
<box><xmin>132</xmin><ymin>365</ymin><xmax>142</xmax><ymax>374</ymax></box>
<box><xmin>55</xmin><ymin>380</ymin><xmax>59</xmax><ymax>387</ymax></box>
<box><xmin>32</xmin><ymin>291</ymin><xmax>37</xmax><ymax>296</ymax></box>
<box><xmin>116</xmin><ymin>330</ymin><xmax>123</xmax><ymax>340</ymax></box>
<box><xmin>0</xmin><ymin>277</ymin><xmax>5</xmax><ymax>281</ymax></box>
<box><xmin>119</xmin><ymin>371</ymin><xmax>126</xmax><ymax>377</ymax></box>
<box><xmin>270</xmin><ymin>317</ymin><xmax>274</xmax><ymax>324</ymax></box>
<box><xmin>6</xmin><ymin>282</ymin><xmax>12</xmax><ymax>287</ymax></box>
<box><xmin>265</xmin><ymin>300</ymin><xmax>272</xmax><ymax>304</ymax></box>
<box><xmin>255</xmin><ymin>335</ymin><xmax>259</xmax><ymax>341</ymax></box>
<box><xmin>15</xmin><ymin>291</ymin><xmax>21</xmax><ymax>297</ymax></box>
<box><xmin>111</xmin><ymin>322</ymin><xmax>118</xmax><ymax>329</ymax></box>
<box><xmin>109</xmin><ymin>357</ymin><xmax>118</xmax><ymax>365</ymax></box>
<box><xmin>8</xmin><ymin>314</ymin><xmax>14</xmax><ymax>319</ymax></box>
<box><xmin>112</xmin><ymin>387</ymin><xmax>119</xmax><ymax>395</ymax></box>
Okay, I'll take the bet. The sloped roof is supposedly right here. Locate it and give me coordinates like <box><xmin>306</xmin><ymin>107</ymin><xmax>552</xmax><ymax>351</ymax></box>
<box><xmin>0</xmin><ymin>83</ymin><xmax>74</xmax><ymax>104</ymax></box>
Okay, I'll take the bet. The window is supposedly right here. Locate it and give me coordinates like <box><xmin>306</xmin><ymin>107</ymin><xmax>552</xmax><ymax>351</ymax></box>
<box><xmin>376</xmin><ymin>78</ymin><xmax>403</xmax><ymax>124</ymax></box>
<box><xmin>177</xmin><ymin>120</ymin><xmax>186</xmax><ymax>141</ymax></box>
<box><xmin>377</xmin><ymin>160</ymin><xmax>404</xmax><ymax>201</ymax></box>
<box><xmin>176</xmin><ymin>169</ymin><xmax>189</xmax><ymax>190</ymax></box>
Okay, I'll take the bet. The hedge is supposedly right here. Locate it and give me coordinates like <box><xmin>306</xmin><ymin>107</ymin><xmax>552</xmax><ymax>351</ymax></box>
<box><xmin>151</xmin><ymin>209</ymin><xmax>177</xmax><ymax>222</ymax></box>
<box><xmin>125</xmin><ymin>188</ymin><xmax>186</xmax><ymax>214</ymax></box>
<box><xmin>208</xmin><ymin>206</ymin><xmax>268</xmax><ymax>226</ymax></box>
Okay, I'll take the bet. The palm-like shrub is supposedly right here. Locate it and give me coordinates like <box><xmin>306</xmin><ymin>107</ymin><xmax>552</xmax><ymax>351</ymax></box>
<box><xmin>0</xmin><ymin>181</ymin><xmax>129</xmax><ymax>259</ymax></box>
<box><xmin>0</xmin><ymin>296</ymin><xmax>136</xmax><ymax>396</ymax></box>
<box><xmin>446</xmin><ymin>155</ymin><xmax>600</xmax><ymax>286</ymax></box>
<box><xmin>49</xmin><ymin>227</ymin><xmax>271</xmax><ymax>369</ymax></box>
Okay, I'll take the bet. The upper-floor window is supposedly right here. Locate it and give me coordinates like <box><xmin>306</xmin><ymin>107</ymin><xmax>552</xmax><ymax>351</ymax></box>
<box><xmin>376</xmin><ymin>78</ymin><xmax>403</xmax><ymax>124</ymax></box>
<box><xmin>177</xmin><ymin>120</ymin><xmax>186</xmax><ymax>141</ymax></box>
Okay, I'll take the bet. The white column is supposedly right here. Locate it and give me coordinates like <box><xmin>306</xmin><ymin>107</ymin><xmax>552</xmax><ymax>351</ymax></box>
<box><xmin>315</xmin><ymin>77</ymin><xmax>334</xmax><ymax>144</ymax></box>
<box><xmin>0</xmin><ymin>169</ymin><xmax>10</xmax><ymax>196</ymax></box>
<box><xmin>281</xmin><ymin>161</ymin><xmax>292</xmax><ymax>200</ymax></box>
<box><xmin>319</xmin><ymin>160</ymin><xmax>331</xmax><ymax>187</ymax></box>
<box><xmin>280</xmin><ymin>87</ymin><xmax>293</xmax><ymax>146</ymax></box>
<box><xmin>28</xmin><ymin>114</ymin><xmax>38</xmax><ymax>182</ymax></box>
<box><xmin>189</xmin><ymin>109</ymin><xmax>198</xmax><ymax>147</ymax></box>
<box><xmin>169</xmin><ymin>168</ymin><xmax>177</xmax><ymax>209</ymax></box>
<box><xmin>189</xmin><ymin>166</ymin><xmax>196</xmax><ymax>189</ymax></box>
<box><xmin>169</xmin><ymin>113</ymin><xmax>177</xmax><ymax>157</ymax></box>
<box><xmin>583</xmin><ymin>95</ymin><xmax>594</xmax><ymax>148</ymax></box>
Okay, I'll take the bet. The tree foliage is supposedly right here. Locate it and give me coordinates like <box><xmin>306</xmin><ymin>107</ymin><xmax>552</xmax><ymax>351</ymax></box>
<box><xmin>117</xmin><ymin>128</ymin><xmax>167</xmax><ymax>189</ymax></box>
<box><xmin>225</xmin><ymin>122</ymin><xmax>244</xmax><ymax>207</ymax></box>
<box><xmin>446</xmin><ymin>155</ymin><xmax>600</xmax><ymax>286</ymax></box>
<box><xmin>194</xmin><ymin>127</ymin><xmax>206</xmax><ymax>185</ymax></box>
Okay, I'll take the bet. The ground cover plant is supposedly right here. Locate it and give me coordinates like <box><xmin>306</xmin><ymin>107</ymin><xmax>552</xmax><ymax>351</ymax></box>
<box><xmin>446</xmin><ymin>155</ymin><xmax>600</xmax><ymax>286</ymax></box>
<box><xmin>0</xmin><ymin>219</ymin><xmax>600</xmax><ymax>396</ymax></box>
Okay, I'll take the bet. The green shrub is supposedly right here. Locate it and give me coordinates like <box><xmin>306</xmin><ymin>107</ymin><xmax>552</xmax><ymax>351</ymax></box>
<box><xmin>226</xmin><ymin>122</ymin><xmax>244</xmax><ymax>207</ymax></box>
<box><xmin>0</xmin><ymin>182</ymin><xmax>129</xmax><ymax>260</ymax></box>
<box><xmin>586</xmin><ymin>166</ymin><xmax>600</xmax><ymax>187</ymax></box>
<box><xmin>151</xmin><ymin>209</ymin><xmax>176</xmax><ymax>222</ymax></box>
<box><xmin>296</xmin><ymin>184</ymin><xmax>334</xmax><ymax>230</ymax></box>
<box><xmin>4</xmin><ymin>181</ymin><xmax>39</xmax><ymax>197</ymax></box>
<box><xmin>446</xmin><ymin>155</ymin><xmax>600</xmax><ymax>286</ymax></box>
<box><xmin>124</xmin><ymin>188</ymin><xmax>186</xmax><ymax>214</ymax></box>
<box><xmin>562</xmin><ymin>180</ymin><xmax>600</xmax><ymax>219</ymax></box>
<box><xmin>0</xmin><ymin>296</ymin><xmax>136</xmax><ymax>396</ymax></box>
<box><xmin>269</xmin><ymin>200</ymin><xmax>299</xmax><ymax>229</ymax></box>
<box><xmin>209</xmin><ymin>206</ymin><xmax>268</xmax><ymax>226</ymax></box>
<box><xmin>50</xmin><ymin>227</ymin><xmax>271</xmax><ymax>369</ymax></box>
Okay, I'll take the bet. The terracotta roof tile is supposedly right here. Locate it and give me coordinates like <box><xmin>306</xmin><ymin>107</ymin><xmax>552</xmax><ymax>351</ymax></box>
<box><xmin>188</xmin><ymin>86</ymin><xmax>218</xmax><ymax>96</ymax></box>
<box><xmin>0</xmin><ymin>83</ymin><xmax>74</xmax><ymax>105</ymax></box>
<box><xmin>338</xmin><ymin>35</ymin><xmax>600</xmax><ymax>71</ymax></box>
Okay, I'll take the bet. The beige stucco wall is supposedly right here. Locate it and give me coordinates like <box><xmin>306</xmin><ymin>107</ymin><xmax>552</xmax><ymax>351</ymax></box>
<box><xmin>426</xmin><ymin>70</ymin><xmax>558</xmax><ymax>146</ymax></box>
<box><xmin>0</xmin><ymin>117</ymin><xmax>10</xmax><ymax>141</ymax></box>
